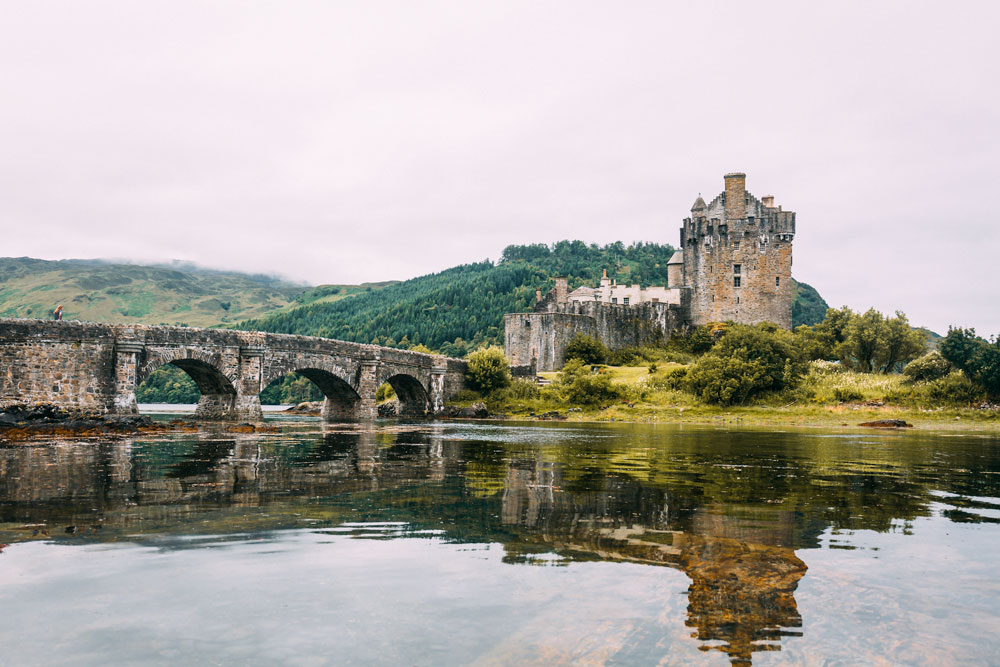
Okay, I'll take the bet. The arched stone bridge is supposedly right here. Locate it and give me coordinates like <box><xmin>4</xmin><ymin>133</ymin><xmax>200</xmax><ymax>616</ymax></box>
<box><xmin>0</xmin><ymin>319</ymin><xmax>468</xmax><ymax>421</ymax></box>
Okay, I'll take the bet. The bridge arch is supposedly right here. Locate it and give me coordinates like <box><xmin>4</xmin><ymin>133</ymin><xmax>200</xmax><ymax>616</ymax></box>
<box><xmin>380</xmin><ymin>373</ymin><xmax>431</xmax><ymax>418</ymax></box>
<box><xmin>137</xmin><ymin>350</ymin><xmax>238</xmax><ymax>420</ymax></box>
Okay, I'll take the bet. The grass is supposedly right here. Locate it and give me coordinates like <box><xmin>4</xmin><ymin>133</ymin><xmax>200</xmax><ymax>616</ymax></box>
<box><xmin>454</xmin><ymin>361</ymin><xmax>1000</xmax><ymax>432</ymax></box>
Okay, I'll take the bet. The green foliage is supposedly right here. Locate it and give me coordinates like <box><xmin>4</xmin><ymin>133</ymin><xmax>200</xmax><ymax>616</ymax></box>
<box><xmin>924</xmin><ymin>371</ymin><xmax>983</xmax><ymax>406</ymax></box>
<box><xmin>490</xmin><ymin>378</ymin><xmax>541</xmax><ymax>403</ymax></box>
<box><xmin>669</xmin><ymin>325</ymin><xmax>715</xmax><ymax>355</ymax></box>
<box><xmin>832</xmin><ymin>387</ymin><xmax>864</xmax><ymax>403</ymax></box>
<box><xmin>791</xmin><ymin>280</ymin><xmax>830</xmax><ymax>327</ymax></box>
<box><xmin>835</xmin><ymin>309</ymin><xmax>925</xmax><ymax>373</ymax></box>
<box><xmin>903</xmin><ymin>351</ymin><xmax>952</xmax><ymax>383</ymax></box>
<box><xmin>465</xmin><ymin>346</ymin><xmax>511</xmax><ymax>394</ymax></box>
<box><xmin>376</xmin><ymin>383</ymin><xmax>397</xmax><ymax>403</ymax></box>
<box><xmin>260</xmin><ymin>372</ymin><xmax>324</xmax><ymax>405</ymax></box>
<box><xmin>685</xmin><ymin>324</ymin><xmax>806</xmax><ymax>406</ymax></box>
<box><xmin>940</xmin><ymin>327</ymin><xmax>983</xmax><ymax>370</ymax></box>
<box><xmin>794</xmin><ymin>306</ymin><xmax>854</xmax><ymax>360</ymax></box>
<box><xmin>135</xmin><ymin>364</ymin><xmax>200</xmax><ymax>404</ymax></box>
<box><xmin>556</xmin><ymin>359</ymin><xmax>621</xmax><ymax>405</ymax></box>
<box><xmin>564</xmin><ymin>334</ymin><xmax>609</xmax><ymax>365</ymax></box>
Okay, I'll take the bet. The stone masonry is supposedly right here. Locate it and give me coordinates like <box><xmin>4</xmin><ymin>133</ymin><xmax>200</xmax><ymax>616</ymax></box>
<box><xmin>0</xmin><ymin>318</ymin><xmax>467</xmax><ymax>421</ymax></box>
<box><xmin>505</xmin><ymin>172</ymin><xmax>796</xmax><ymax>371</ymax></box>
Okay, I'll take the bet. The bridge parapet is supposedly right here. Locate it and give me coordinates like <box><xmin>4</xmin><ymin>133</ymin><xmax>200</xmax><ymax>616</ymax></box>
<box><xmin>0</xmin><ymin>318</ymin><xmax>467</xmax><ymax>422</ymax></box>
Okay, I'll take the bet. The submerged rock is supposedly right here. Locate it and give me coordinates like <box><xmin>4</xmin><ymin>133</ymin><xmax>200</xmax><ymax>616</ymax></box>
<box><xmin>858</xmin><ymin>419</ymin><xmax>913</xmax><ymax>428</ymax></box>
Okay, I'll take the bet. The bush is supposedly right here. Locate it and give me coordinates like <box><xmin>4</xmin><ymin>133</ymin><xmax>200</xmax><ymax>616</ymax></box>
<box><xmin>669</xmin><ymin>325</ymin><xmax>715</xmax><ymax>355</ymax></box>
<box><xmin>376</xmin><ymin>383</ymin><xmax>397</xmax><ymax>403</ymax></box>
<box><xmin>465</xmin><ymin>346</ymin><xmax>511</xmax><ymax>394</ymax></box>
<box><xmin>903</xmin><ymin>351</ymin><xmax>952</xmax><ymax>383</ymax></box>
<box><xmin>684</xmin><ymin>324</ymin><xmax>805</xmax><ymax>406</ymax></box>
<box><xmin>832</xmin><ymin>387</ymin><xmax>864</xmax><ymax>403</ymax></box>
<box><xmin>564</xmin><ymin>334</ymin><xmax>609</xmax><ymax>365</ymax></box>
<box><xmin>557</xmin><ymin>359</ymin><xmax>621</xmax><ymax>405</ymax></box>
<box><xmin>451</xmin><ymin>388</ymin><xmax>482</xmax><ymax>403</ymax></box>
<box><xmin>925</xmin><ymin>371</ymin><xmax>983</xmax><ymax>405</ymax></box>
<box><xmin>491</xmin><ymin>378</ymin><xmax>541</xmax><ymax>403</ymax></box>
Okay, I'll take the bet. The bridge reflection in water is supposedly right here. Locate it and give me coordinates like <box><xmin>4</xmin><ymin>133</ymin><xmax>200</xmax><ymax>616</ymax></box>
<box><xmin>2</xmin><ymin>423</ymin><xmax>998</xmax><ymax>664</ymax></box>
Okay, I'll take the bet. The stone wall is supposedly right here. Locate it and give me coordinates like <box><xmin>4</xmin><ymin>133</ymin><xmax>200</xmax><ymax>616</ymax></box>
<box><xmin>504</xmin><ymin>300</ymin><xmax>690</xmax><ymax>371</ymax></box>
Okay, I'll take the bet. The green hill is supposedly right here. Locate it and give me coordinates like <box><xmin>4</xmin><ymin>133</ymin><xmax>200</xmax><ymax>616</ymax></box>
<box><xmin>0</xmin><ymin>257</ymin><xmax>391</xmax><ymax>327</ymax></box>
<box><xmin>239</xmin><ymin>241</ymin><xmax>829</xmax><ymax>357</ymax></box>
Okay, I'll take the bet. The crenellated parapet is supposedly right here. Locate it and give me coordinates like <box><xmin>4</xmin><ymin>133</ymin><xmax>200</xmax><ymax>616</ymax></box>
<box><xmin>0</xmin><ymin>318</ymin><xmax>467</xmax><ymax>421</ymax></box>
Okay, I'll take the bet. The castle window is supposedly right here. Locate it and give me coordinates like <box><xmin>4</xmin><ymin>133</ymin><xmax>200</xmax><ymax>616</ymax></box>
<box><xmin>775</xmin><ymin>276</ymin><xmax>780</xmax><ymax>287</ymax></box>
<box><xmin>733</xmin><ymin>241</ymin><xmax>740</xmax><ymax>250</ymax></box>
<box><xmin>611</xmin><ymin>297</ymin><xmax>617</xmax><ymax>304</ymax></box>
<box><xmin>737</xmin><ymin>296</ymin><xmax>740</xmax><ymax>304</ymax></box>
<box><xmin>623</xmin><ymin>297</ymin><xmax>630</xmax><ymax>306</ymax></box>
<box><xmin>733</xmin><ymin>264</ymin><xmax>741</xmax><ymax>275</ymax></box>
<box><xmin>594</xmin><ymin>292</ymin><xmax>600</xmax><ymax>300</ymax></box>
<box><xmin>734</xmin><ymin>276</ymin><xmax>741</xmax><ymax>288</ymax></box>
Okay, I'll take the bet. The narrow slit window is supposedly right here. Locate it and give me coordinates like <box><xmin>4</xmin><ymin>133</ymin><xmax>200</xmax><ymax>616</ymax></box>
<box><xmin>775</xmin><ymin>276</ymin><xmax>780</xmax><ymax>287</ymax></box>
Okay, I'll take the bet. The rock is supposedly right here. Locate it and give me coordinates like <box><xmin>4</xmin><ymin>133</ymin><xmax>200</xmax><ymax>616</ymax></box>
<box><xmin>537</xmin><ymin>411</ymin><xmax>567</xmax><ymax>420</ymax></box>
<box><xmin>284</xmin><ymin>401</ymin><xmax>322</xmax><ymax>414</ymax></box>
<box><xmin>377</xmin><ymin>400</ymin><xmax>398</xmax><ymax>417</ymax></box>
<box><xmin>471</xmin><ymin>402</ymin><xmax>489</xmax><ymax>418</ymax></box>
<box><xmin>858</xmin><ymin>419</ymin><xmax>913</xmax><ymax>428</ymax></box>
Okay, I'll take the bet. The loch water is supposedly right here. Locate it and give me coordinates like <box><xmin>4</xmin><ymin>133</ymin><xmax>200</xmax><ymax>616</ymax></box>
<box><xmin>1</xmin><ymin>418</ymin><xmax>999</xmax><ymax>665</ymax></box>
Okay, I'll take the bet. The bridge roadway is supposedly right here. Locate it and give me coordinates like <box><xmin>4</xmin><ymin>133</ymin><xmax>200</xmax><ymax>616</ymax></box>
<box><xmin>0</xmin><ymin>318</ymin><xmax>468</xmax><ymax>421</ymax></box>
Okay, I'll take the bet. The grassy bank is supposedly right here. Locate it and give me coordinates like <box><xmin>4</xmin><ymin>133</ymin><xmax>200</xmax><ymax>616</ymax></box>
<box><xmin>449</xmin><ymin>361</ymin><xmax>1000</xmax><ymax>432</ymax></box>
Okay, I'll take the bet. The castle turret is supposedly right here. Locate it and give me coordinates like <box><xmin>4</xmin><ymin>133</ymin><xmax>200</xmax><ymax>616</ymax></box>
<box><xmin>667</xmin><ymin>250</ymin><xmax>684</xmax><ymax>288</ymax></box>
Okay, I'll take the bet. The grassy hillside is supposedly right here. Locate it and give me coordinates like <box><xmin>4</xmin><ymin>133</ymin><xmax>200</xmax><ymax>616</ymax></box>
<box><xmin>0</xmin><ymin>257</ymin><xmax>392</xmax><ymax>327</ymax></box>
<box><xmin>240</xmin><ymin>241</ymin><xmax>830</xmax><ymax>357</ymax></box>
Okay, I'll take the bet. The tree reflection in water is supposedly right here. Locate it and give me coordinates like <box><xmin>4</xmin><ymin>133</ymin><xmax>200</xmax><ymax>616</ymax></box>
<box><xmin>1</xmin><ymin>422</ymin><xmax>999</xmax><ymax>664</ymax></box>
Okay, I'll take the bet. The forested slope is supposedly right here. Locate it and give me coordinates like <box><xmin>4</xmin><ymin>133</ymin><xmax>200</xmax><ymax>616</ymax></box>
<box><xmin>239</xmin><ymin>241</ymin><xmax>829</xmax><ymax>356</ymax></box>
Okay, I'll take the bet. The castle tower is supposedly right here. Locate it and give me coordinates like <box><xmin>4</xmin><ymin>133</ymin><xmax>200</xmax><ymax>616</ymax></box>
<box><xmin>680</xmin><ymin>173</ymin><xmax>795</xmax><ymax>328</ymax></box>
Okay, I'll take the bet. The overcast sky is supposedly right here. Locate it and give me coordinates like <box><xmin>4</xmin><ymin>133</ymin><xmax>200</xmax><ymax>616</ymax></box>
<box><xmin>1</xmin><ymin>1</ymin><xmax>997</xmax><ymax>334</ymax></box>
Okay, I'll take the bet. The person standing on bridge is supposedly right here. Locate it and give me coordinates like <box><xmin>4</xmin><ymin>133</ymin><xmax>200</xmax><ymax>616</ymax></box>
<box><xmin>52</xmin><ymin>305</ymin><xmax>63</xmax><ymax>321</ymax></box>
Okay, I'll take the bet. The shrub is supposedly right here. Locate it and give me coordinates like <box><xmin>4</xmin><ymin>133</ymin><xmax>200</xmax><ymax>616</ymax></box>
<box><xmin>465</xmin><ymin>346</ymin><xmax>511</xmax><ymax>394</ymax></box>
<box><xmin>451</xmin><ymin>388</ymin><xmax>482</xmax><ymax>403</ymax></box>
<box><xmin>903</xmin><ymin>351</ymin><xmax>952</xmax><ymax>383</ymax></box>
<box><xmin>648</xmin><ymin>363</ymin><xmax>657</xmax><ymax>374</ymax></box>
<box><xmin>684</xmin><ymin>324</ymin><xmax>805</xmax><ymax>406</ymax></box>
<box><xmin>832</xmin><ymin>387</ymin><xmax>864</xmax><ymax>403</ymax></box>
<box><xmin>376</xmin><ymin>383</ymin><xmax>397</xmax><ymax>402</ymax></box>
<box><xmin>491</xmin><ymin>378</ymin><xmax>541</xmax><ymax>402</ymax></box>
<box><xmin>925</xmin><ymin>371</ymin><xmax>983</xmax><ymax>405</ymax></box>
<box><xmin>557</xmin><ymin>359</ymin><xmax>621</xmax><ymax>405</ymax></box>
<box><xmin>564</xmin><ymin>334</ymin><xmax>609</xmax><ymax>365</ymax></box>
<box><xmin>669</xmin><ymin>325</ymin><xmax>715</xmax><ymax>355</ymax></box>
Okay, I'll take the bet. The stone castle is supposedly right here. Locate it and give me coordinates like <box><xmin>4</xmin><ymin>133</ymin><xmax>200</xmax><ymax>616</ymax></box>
<box><xmin>504</xmin><ymin>172</ymin><xmax>797</xmax><ymax>371</ymax></box>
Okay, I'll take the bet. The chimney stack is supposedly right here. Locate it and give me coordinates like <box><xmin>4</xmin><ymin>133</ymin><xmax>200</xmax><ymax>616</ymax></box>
<box><xmin>761</xmin><ymin>195</ymin><xmax>775</xmax><ymax>208</ymax></box>
<box><xmin>724</xmin><ymin>172</ymin><xmax>746</xmax><ymax>220</ymax></box>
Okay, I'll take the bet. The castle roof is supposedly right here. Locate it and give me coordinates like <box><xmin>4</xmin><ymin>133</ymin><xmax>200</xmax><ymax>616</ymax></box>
<box><xmin>667</xmin><ymin>250</ymin><xmax>684</xmax><ymax>265</ymax></box>
<box><xmin>691</xmin><ymin>196</ymin><xmax>706</xmax><ymax>211</ymax></box>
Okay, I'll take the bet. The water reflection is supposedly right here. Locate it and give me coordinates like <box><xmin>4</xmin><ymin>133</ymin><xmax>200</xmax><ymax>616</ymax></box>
<box><xmin>1</xmin><ymin>422</ymin><xmax>999</xmax><ymax>664</ymax></box>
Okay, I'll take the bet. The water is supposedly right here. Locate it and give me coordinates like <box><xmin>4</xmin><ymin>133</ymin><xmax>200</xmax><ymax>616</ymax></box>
<box><xmin>1</xmin><ymin>419</ymin><xmax>999</xmax><ymax>665</ymax></box>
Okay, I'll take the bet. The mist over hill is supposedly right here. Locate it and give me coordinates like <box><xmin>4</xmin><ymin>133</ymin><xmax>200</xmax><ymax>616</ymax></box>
<box><xmin>0</xmin><ymin>257</ymin><xmax>390</xmax><ymax>327</ymax></box>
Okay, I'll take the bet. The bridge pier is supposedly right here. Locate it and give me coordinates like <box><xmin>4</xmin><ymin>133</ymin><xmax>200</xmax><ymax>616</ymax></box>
<box><xmin>112</xmin><ymin>341</ymin><xmax>144</xmax><ymax>415</ymax></box>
